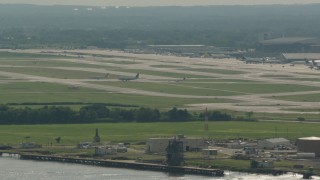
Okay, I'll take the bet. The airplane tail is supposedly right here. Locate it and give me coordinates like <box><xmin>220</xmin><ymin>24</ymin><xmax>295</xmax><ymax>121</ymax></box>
<box><xmin>136</xmin><ymin>73</ymin><xmax>140</xmax><ymax>78</ymax></box>
<box><xmin>304</xmin><ymin>59</ymin><xmax>309</xmax><ymax>65</ymax></box>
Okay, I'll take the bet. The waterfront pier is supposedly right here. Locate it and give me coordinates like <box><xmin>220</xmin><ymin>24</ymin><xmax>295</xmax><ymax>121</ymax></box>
<box><xmin>19</xmin><ymin>154</ymin><xmax>224</xmax><ymax>177</ymax></box>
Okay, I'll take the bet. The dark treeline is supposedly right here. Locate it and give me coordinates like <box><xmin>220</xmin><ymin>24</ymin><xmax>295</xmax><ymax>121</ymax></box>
<box><xmin>0</xmin><ymin>104</ymin><xmax>253</xmax><ymax>125</ymax></box>
<box><xmin>0</xmin><ymin>4</ymin><xmax>320</xmax><ymax>49</ymax></box>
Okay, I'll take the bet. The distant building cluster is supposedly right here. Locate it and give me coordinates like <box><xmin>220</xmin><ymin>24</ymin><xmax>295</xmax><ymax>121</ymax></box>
<box><xmin>257</xmin><ymin>37</ymin><xmax>320</xmax><ymax>53</ymax></box>
<box><xmin>125</xmin><ymin>45</ymin><xmax>240</xmax><ymax>58</ymax></box>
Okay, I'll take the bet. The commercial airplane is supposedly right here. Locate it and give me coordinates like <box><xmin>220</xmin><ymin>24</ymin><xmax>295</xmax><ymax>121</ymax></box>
<box><xmin>311</xmin><ymin>60</ymin><xmax>320</xmax><ymax>70</ymax></box>
<box><xmin>305</xmin><ymin>60</ymin><xmax>314</xmax><ymax>69</ymax></box>
<box><xmin>264</xmin><ymin>57</ymin><xmax>282</xmax><ymax>64</ymax></box>
<box><xmin>118</xmin><ymin>73</ymin><xmax>140</xmax><ymax>82</ymax></box>
<box><xmin>304</xmin><ymin>60</ymin><xmax>320</xmax><ymax>70</ymax></box>
<box><xmin>91</xmin><ymin>73</ymin><xmax>109</xmax><ymax>80</ymax></box>
<box><xmin>240</xmin><ymin>56</ymin><xmax>265</xmax><ymax>64</ymax></box>
<box><xmin>240</xmin><ymin>56</ymin><xmax>282</xmax><ymax>64</ymax></box>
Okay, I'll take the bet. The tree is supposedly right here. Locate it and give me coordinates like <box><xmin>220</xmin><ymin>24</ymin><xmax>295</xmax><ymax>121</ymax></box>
<box><xmin>135</xmin><ymin>108</ymin><xmax>160</xmax><ymax>122</ymax></box>
<box><xmin>167</xmin><ymin>107</ymin><xmax>191</xmax><ymax>121</ymax></box>
<box><xmin>55</xmin><ymin>137</ymin><xmax>61</xmax><ymax>143</ymax></box>
<box><xmin>245</xmin><ymin>111</ymin><xmax>254</xmax><ymax>119</ymax></box>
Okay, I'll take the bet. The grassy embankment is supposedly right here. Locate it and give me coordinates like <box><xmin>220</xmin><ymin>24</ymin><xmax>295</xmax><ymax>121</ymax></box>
<box><xmin>1</xmin><ymin>121</ymin><xmax>320</xmax><ymax>146</ymax></box>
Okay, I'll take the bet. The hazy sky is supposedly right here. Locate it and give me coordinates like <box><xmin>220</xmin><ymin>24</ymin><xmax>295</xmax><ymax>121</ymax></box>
<box><xmin>1</xmin><ymin>0</ymin><xmax>320</xmax><ymax>6</ymax></box>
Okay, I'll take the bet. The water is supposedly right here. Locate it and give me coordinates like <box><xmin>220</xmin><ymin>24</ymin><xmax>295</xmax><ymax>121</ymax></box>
<box><xmin>0</xmin><ymin>156</ymin><xmax>319</xmax><ymax>180</ymax></box>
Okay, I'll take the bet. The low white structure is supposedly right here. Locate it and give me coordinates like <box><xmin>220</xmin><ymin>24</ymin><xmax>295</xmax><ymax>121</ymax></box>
<box><xmin>77</xmin><ymin>142</ymin><xmax>92</xmax><ymax>149</ymax></box>
<box><xmin>146</xmin><ymin>135</ymin><xmax>206</xmax><ymax>153</ymax></box>
<box><xmin>258</xmin><ymin>138</ymin><xmax>290</xmax><ymax>149</ymax></box>
<box><xmin>117</xmin><ymin>143</ymin><xmax>127</xmax><ymax>153</ymax></box>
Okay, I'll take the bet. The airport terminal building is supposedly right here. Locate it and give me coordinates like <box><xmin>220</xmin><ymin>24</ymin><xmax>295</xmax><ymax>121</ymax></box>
<box><xmin>257</xmin><ymin>37</ymin><xmax>320</xmax><ymax>53</ymax></box>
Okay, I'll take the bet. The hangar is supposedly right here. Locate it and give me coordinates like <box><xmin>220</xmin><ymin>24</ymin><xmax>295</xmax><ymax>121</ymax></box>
<box><xmin>281</xmin><ymin>53</ymin><xmax>320</xmax><ymax>62</ymax></box>
<box><xmin>257</xmin><ymin>37</ymin><xmax>320</xmax><ymax>53</ymax></box>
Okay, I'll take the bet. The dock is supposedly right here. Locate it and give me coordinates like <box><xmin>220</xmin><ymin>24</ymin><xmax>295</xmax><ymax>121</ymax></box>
<box><xmin>19</xmin><ymin>154</ymin><xmax>224</xmax><ymax>177</ymax></box>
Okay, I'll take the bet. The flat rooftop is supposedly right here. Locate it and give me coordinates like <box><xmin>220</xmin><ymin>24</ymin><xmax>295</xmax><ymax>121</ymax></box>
<box><xmin>260</xmin><ymin>37</ymin><xmax>318</xmax><ymax>45</ymax></box>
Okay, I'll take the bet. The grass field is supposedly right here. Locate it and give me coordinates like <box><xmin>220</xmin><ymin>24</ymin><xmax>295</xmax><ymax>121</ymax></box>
<box><xmin>215</xmin><ymin>109</ymin><xmax>320</xmax><ymax>122</ymax></box>
<box><xmin>95</xmin><ymin>81</ymin><xmax>244</xmax><ymax>96</ymax></box>
<box><xmin>0</xmin><ymin>67</ymin><xmax>106</xmax><ymax>79</ymax></box>
<box><xmin>281</xmin><ymin>108</ymin><xmax>320</xmax><ymax>112</ymax></box>
<box><xmin>93</xmin><ymin>59</ymin><xmax>140</xmax><ymax>65</ymax></box>
<box><xmin>0</xmin><ymin>51</ymin><xmax>72</xmax><ymax>59</ymax></box>
<box><xmin>124</xmin><ymin>69</ymin><xmax>213</xmax><ymax>78</ymax></box>
<box><xmin>0</xmin><ymin>121</ymin><xmax>319</xmax><ymax>145</ymax></box>
<box><xmin>95</xmin><ymin>81</ymin><xmax>320</xmax><ymax>96</ymax></box>
<box><xmin>183</xmin><ymin>79</ymin><xmax>259</xmax><ymax>83</ymax></box>
<box><xmin>0</xmin><ymin>59</ymin><xmax>104</xmax><ymax>69</ymax></box>
<box><xmin>0</xmin><ymin>82</ymin><xmax>237</xmax><ymax>108</ymax></box>
<box><xmin>181</xmin><ymin>68</ymin><xmax>246</xmax><ymax>74</ymax></box>
<box><xmin>0</xmin><ymin>82</ymin><xmax>98</xmax><ymax>93</ymax></box>
<box><xmin>271</xmin><ymin>93</ymin><xmax>320</xmax><ymax>102</ymax></box>
<box><xmin>150</xmin><ymin>65</ymin><xmax>184</xmax><ymax>68</ymax></box>
<box><xmin>1</xmin><ymin>93</ymin><xmax>236</xmax><ymax>109</ymax></box>
<box><xmin>177</xmin><ymin>83</ymin><xmax>320</xmax><ymax>94</ymax></box>
<box><xmin>281</xmin><ymin>77</ymin><xmax>320</xmax><ymax>82</ymax></box>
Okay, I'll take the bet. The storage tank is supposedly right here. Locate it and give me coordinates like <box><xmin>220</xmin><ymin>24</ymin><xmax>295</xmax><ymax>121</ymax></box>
<box><xmin>297</xmin><ymin>137</ymin><xmax>320</xmax><ymax>157</ymax></box>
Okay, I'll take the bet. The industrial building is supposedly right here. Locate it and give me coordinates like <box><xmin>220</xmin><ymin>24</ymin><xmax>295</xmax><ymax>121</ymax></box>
<box><xmin>146</xmin><ymin>135</ymin><xmax>206</xmax><ymax>153</ymax></box>
<box><xmin>257</xmin><ymin>138</ymin><xmax>290</xmax><ymax>149</ymax></box>
<box><xmin>297</xmin><ymin>137</ymin><xmax>320</xmax><ymax>157</ymax></box>
<box><xmin>281</xmin><ymin>53</ymin><xmax>320</xmax><ymax>62</ymax></box>
<box><xmin>145</xmin><ymin>45</ymin><xmax>232</xmax><ymax>58</ymax></box>
<box><xmin>257</xmin><ymin>37</ymin><xmax>320</xmax><ymax>53</ymax></box>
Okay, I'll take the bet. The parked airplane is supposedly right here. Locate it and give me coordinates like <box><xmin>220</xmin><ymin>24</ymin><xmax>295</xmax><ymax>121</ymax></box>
<box><xmin>264</xmin><ymin>57</ymin><xmax>282</xmax><ymax>64</ymax></box>
<box><xmin>91</xmin><ymin>73</ymin><xmax>109</xmax><ymax>80</ymax></box>
<box><xmin>304</xmin><ymin>60</ymin><xmax>320</xmax><ymax>70</ymax></box>
<box><xmin>240</xmin><ymin>56</ymin><xmax>265</xmax><ymax>64</ymax></box>
<box><xmin>311</xmin><ymin>60</ymin><xmax>320</xmax><ymax>70</ymax></box>
<box><xmin>118</xmin><ymin>73</ymin><xmax>140</xmax><ymax>82</ymax></box>
<box><xmin>240</xmin><ymin>56</ymin><xmax>283</xmax><ymax>64</ymax></box>
<box><xmin>304</xmin><ymin>60</ymin><xmax>314</xmax><ymax>69</ymax></box>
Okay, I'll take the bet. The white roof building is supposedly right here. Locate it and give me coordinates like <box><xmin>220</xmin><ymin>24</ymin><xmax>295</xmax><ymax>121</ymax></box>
<box><xmin>146</xmin><ymin>135</ymin><xmax>206</xmax><ymax>153</ymax></box>
<box><xmin>258</xmin><ymin>138</ymin><xmax>290</xmax><ymax>149</ymax></box>
<box><xmin>282</xmin><ymin>53</ymin><xmax>320</xmax><ymax>62</ymax></box>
